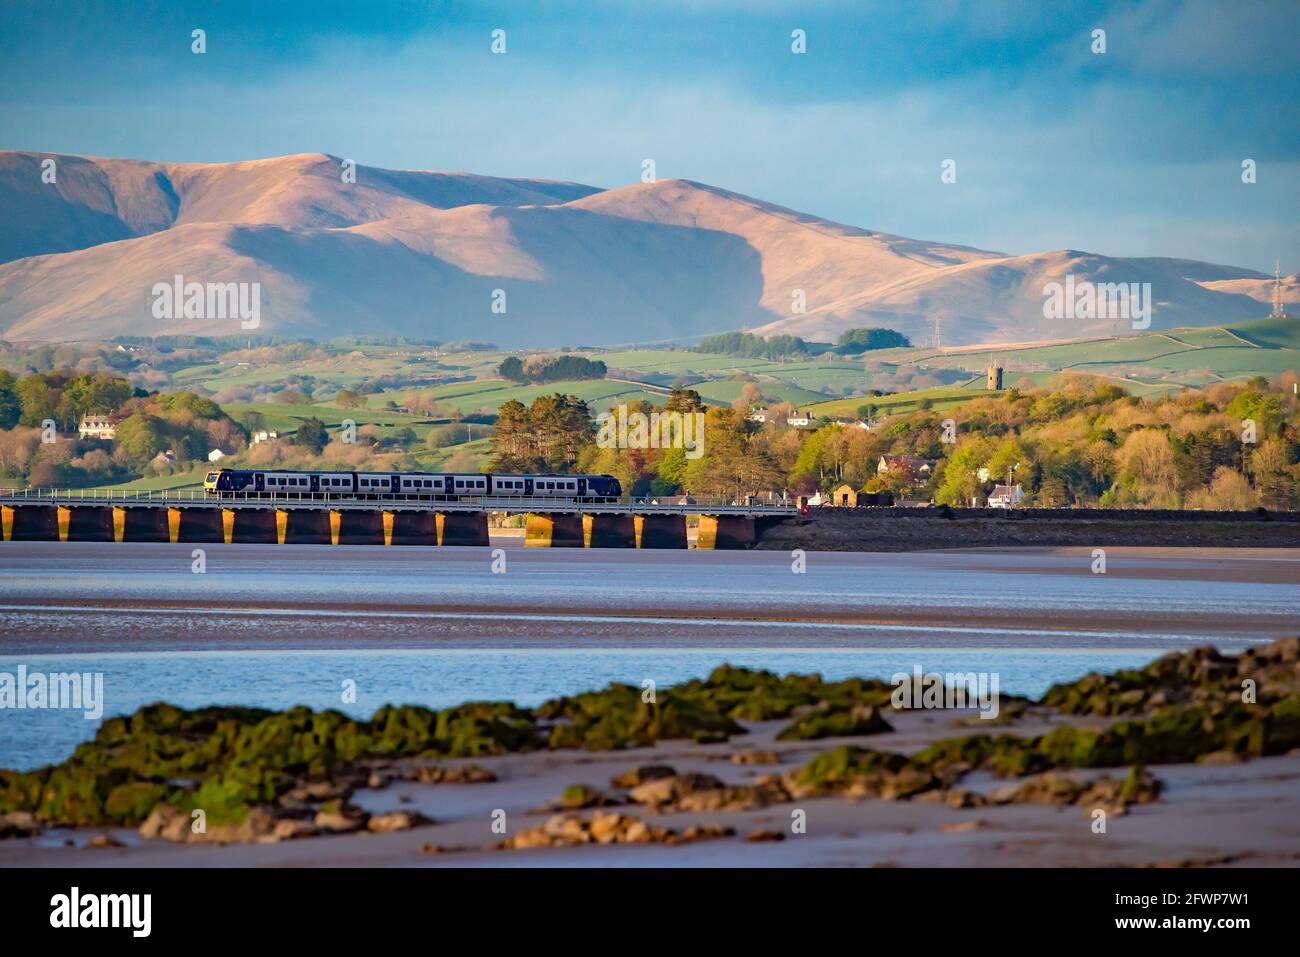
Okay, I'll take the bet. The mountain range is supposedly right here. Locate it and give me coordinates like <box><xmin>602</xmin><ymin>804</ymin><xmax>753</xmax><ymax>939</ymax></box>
<box><xmin>0</xmin><ymin>150</ymin><xmax>1290</xmax><ymax>347</ymax></box>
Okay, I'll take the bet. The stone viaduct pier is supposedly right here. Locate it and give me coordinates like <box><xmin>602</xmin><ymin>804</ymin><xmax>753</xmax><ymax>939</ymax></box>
<box><xmin>0</xmin><ymin>489</ymin><xmax>798</xmax><ymax>550</ymax></box>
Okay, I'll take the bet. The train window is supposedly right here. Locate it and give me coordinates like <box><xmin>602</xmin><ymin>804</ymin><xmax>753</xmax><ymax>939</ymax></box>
<box><xmin>456</xmin><ymin>480</ymin><xmax>464</xmax><ymax>488</ymax></box>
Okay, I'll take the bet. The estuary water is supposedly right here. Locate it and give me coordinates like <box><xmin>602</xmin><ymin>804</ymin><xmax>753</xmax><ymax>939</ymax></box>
<box><xmin>0</xmin><ymin>541</ymin><xmax>1296</xmax><ymax>769</ymax></box>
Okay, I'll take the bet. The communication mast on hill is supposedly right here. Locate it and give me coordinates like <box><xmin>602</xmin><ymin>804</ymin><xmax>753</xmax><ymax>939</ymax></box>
<box><xmin>933</xmin><ymin>314</ymin><xmax>943</xmax><ymax>351</ymax></box>
<box><xmin>1270</xmin><ymin>260</ymin><xmax>1290</xmax><ymax>319</ymax></box>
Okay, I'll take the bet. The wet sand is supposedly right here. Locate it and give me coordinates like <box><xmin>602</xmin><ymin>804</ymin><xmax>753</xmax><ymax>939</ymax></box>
<box><xmin>6</xmin><ymin>707</ymin><xmax>1298</xmax><ymax>868</ymax></box>
<box><xmin>2</xmin><ymin>542</ymin><xmax>1297</xmax><ymax>866</ymax></box>
<box><xmin>1</xmin><ymin>543</ymin><xmax>1296</xmax><ymax>654</ymax></box>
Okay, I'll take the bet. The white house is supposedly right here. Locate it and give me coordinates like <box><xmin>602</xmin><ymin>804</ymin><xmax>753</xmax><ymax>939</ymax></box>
<box><xmin>208</xmin><ymin>448</ymin><xmax>226</xmax><ymax>462</ymax></box>
<box><xmin>987</xmin><ymin>484</ymin><xmax>1025</xmax><ymax>508</ymax></box>
<box><xmin>78</xmin><ymin>417</ymin><xmax>117</xmax><ymax>440</ymax></box>
<box><xmin>747</xmin><ymin>409</ymin><xmax>771</xmax><ymax>424</ymax></box>
<box><xmin>786</xmin><ymin>410</ymin><xmax>816</xmax><ymax>428</ymax></box>
<box><xmin>251</xmin><ymin>430</ymin><xmax>280</xmax><ymax>445</ymax></box>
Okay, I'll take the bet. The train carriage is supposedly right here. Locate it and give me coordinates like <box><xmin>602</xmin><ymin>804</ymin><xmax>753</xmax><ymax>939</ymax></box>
<box><xmin>204</xmin><ymin>469</ymin><xmax>621</xmax><ymax>502</ymax></box>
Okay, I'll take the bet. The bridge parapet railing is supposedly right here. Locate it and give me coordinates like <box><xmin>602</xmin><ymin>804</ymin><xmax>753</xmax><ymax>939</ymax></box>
<box><xmin>0</xmin><ymin>487</ymin><xmax>799</xmax><ymax>513</ymax></box>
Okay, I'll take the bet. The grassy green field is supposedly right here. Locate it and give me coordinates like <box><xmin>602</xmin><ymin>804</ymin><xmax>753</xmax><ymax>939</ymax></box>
<box><xmin>84</xmin><ymin>468</ymin><xmax>209</xmax><ymax>492</ymax></box>
<box><xmin>380</xmin><ymin>378</ymin><xmax>673</xmax><ymax>415</ymax></box>
<box><xmin>220</xmin><ymin>402</ymin><xmax>440</xmax><ymax>437</ymax></box>
<box><xmin>809</xmin><ymin>383</ymin><xmax>998</xmax><ymax>418</ymax></box>
<box><xmin>140</xmin><ymin>316</ymin><xmax>1296</xmax><ymax>472</ymax></box>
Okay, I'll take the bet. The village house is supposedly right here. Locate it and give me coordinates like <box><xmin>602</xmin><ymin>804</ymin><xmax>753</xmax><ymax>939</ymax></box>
<box><xmin>746</xmin><ymin>408</ymin><xmax>772</xmax><ymax>424</ymax></box>
<box><xmin>78</xmin><ymin>416</ymin><xmax>118</xmax><ymax>440</ymax></box>
<box><xmin>786</xmin><ymin>410</ymin><xmax>816</xmax><ymax>428</ymax></box>
<box><xmin>877</xmin><ymin>455</ymin><xmax>937</xmax><ymax>488</ymax></box>
<box><xmin>250</xmin><ymin>430</ymin><xmax>280</xmax><ymax>445</ymax></box>
<box><xmin>987</xmin><ymin>483</ymin><xmax>1025</xmax><ymax>509</ymax></box>
<box><xmin>831</xmin><ymin>484</ymin><xmax>860</xmax><ymax>507</ymax></box>
<box><xmin>207</xmin><ymin>448</ymin><xmax>227</xmax><ymax>462</ymax></box>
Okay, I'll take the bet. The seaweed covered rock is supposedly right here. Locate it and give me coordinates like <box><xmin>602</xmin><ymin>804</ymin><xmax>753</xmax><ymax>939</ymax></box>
<box><xmin>794</xmin><ymin>691</ymin><xmax>1300</xmax><ymax>807</ymax></box>
<box><xmin>0</xmin><ymin>699</ymin><xmax>541</xmax><ymax>834</ymax></box>
<box><xmin>671</xmin><ymin>666</ymin><xmax>894</xmax><ymax>721</ymax></box>
<box><xmin>908</xmin><ymin>696</ymin><xmax>1300</xmax><ymax>777</ymax></box>
<box><xmin>788</xmin><ymin>745</ymin><xmax>917</xmax><ymax>798</ymax></box>
<box><xmin>777</xmin><ymin>703</ymin><xmax>892</xmax><ymax>741</ymax></box>
<box><xmin>993</xmin><ymin>766</ymin><xmax>1162</xmax><ymax>814</ymax></box>
<box><xmin>538</xmin><ymin>685</ymin><xmax>744</xmax><ymax>750</ymax></box>
<box><xmin>1040</xmin><ymin>636</ymin><xmax>1300</xmax><ymax>716</ymax></box>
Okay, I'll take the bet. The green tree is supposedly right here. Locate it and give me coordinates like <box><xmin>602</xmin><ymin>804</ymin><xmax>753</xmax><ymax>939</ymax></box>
<box><xmin>296</xmin><ymin>417</ymin><xmax>329</xmax><ymax>453</ymax></box>
<box><xmin>835</xmin><ymin>327</ymin><xmax>911</xmax><ymax>353</ymax></box>
<box><xmin>0</xmin><ymin>371</ymin><xmax>20</xmax><ymax>429</ymax></box>
<box><xmin>934</xmin><ymin>440</ymin><xmax>989</xmax><ymax>506</ymax></box>
<box><xmin>16</xmin><ymin>375</ymin><xmax>58</xmax><ymax>427</ymax></box>
<box><xmin>498</xmin><ymin>356</ymin><xmax>525</xmax><ymax>383</ymax></box>
<box><xmin>113</xmin><ymin>414</ymin><xmax>167</xmax><ymax>465</ymax></box>
<box><xmin>665</xmin><ymin>388</ymin><xmax>705</xmax><ymax>414</ymax></box>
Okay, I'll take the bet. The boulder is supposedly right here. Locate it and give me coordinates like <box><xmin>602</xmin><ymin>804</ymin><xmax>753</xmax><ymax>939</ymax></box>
<box><xmin>609</xmin><ymin>765</ymin><xmax>677</xmax><ymax>789</ymax></box>
<box><xmin>367</xmin><ymin>811</ymin><xmax>429</xmax><ymax>833</ymax></box>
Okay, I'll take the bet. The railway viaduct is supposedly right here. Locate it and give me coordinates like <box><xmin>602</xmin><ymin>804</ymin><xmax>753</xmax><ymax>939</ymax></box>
<box><xmin>0</xmin><ymin>490</ymin><xmax>797</xmax><ymax>549</ymax></box>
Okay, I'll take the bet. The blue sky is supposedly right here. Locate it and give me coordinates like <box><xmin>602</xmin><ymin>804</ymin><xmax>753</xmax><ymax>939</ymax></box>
<box><xmin>2</xmin><ymin>0</ymin><xmax>1295</xmax><ymax>272</ymax></box>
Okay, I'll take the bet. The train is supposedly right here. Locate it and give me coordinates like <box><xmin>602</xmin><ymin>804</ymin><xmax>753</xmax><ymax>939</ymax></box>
<box><xmin>202</xmin><ymin>468</ymin><xmax>623</xmax><ymax>501</ymax></box>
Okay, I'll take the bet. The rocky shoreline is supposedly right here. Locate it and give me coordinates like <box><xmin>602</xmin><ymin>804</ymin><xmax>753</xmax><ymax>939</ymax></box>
<box><xmin>2</xmin><ymin>637</ymin><xmax>1299</xmax><ymax>864</ymax></box>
